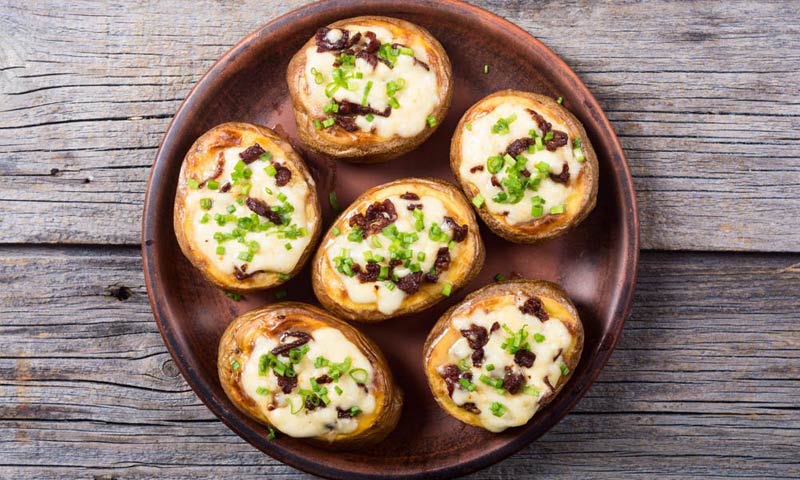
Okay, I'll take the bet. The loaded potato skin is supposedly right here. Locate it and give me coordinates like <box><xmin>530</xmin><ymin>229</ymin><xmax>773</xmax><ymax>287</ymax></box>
<box><xmin>423</xmin><ymin>279</ymin><xmax>583</xmax><ymax>432</ymax></box>
<box><xmin>174</xmin><ymin>122</ymin><xmax>321</xmax><ymax>292</ymax></box>
<box><xmin>218</xmin><ymin>302</ymin><xmax>403</xmax><ymax>446</ymax></box>
<box><xmin>312</xmin><ymin>178</ymin><xmax>485</xmax><ymax>322</ymax></box>
<box><xmin>287</xmin><ymin>16</ymin><xmax>453</xmax><ymax>163</ymax></box>
<box><xmin>451</xmin><ymin>90</ymin><xmax>599</xmax><ymax>243</ymax></box>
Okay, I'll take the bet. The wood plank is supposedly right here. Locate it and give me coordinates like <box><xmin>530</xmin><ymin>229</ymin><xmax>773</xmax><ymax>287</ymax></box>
<box><xmin>0</xmin><ymin>246</ymin><xmax>797</xmax><ymax>478</ymax></box>
<box><xmin>1</xmin><ymin>1</ymin><xmax>799</xmax><ymax>250</ymax></box>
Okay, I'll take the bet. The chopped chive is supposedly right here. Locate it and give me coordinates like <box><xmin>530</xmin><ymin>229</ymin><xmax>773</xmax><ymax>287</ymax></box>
<box><xmin>557</xmin><ymin>96</ymin><xmax>564</xmax><ymax>104</ymax></box>
<box><xmin>480</xmin><ymin>374</ymin><xmax>503</xmax><ymax>389</ymax></box>
<box><xmin>487</xmin><ymin>155</ymin><xmax>504</xmax><ymax>174</ymax></box>
<box><xmin>349</xmin><ymin>368</ymin><xmax>368</xmax><ymax>384</ymax></box>
<box><xmin>238</xmin><ymin>251</ymin><xmax>254</xmax><ymax>262</ymax></box>
<box><xmin>384</xmin><ymin>281</ymin><xmax>396</xmax><ymax>291</ymax></box>
<box><xmin>256</xmin><ymin>386</ymin><xmax>270</xmax><ymax>396</ymax></box>
<box><xmin>187</xmin><ymin>178</ymin><xmax>200</xmax><ymax>189</ymax></box>
<box><xmin>334</xmin><ymin>385</ymin><xmax>343</xmax><ymax>395</ymax></box>
<box><xmin>523</xmin><ymin>385</ymin><xmax>540</xmax><ymax>396</ymax></box>
<box><xmin>494</xmin><ymin>273</ymin><xmax>505</xmax><ymax>282</ymax></box>
<box><xmin>535</xmin><ymin>161</ymin><xmax>550</xmax><ymax>174</ymax></box>
<box><xmin>322</xmin><ymin>117</ymin><xmax>335</xmax><ymax>128</ymax></box>
<box><xmin>226</xmin><ymin>204</ymin><xmax>236</xmax><ymax>214</ymax></box>
<box><xmin>388</xmin><ymin>96</ymin><xmax>400</xmax><ymax>109</ymax></box>
<box><xmin>329</xmin><ymin>191</ymin><xmax>339</xmax><ymax>211</ymax></box>
<box><xmin>560</xmin><ymin>363</ymin><xmax>570</xmax><ymax>376</ymax></box>
<box><xmin>489</xmin><ymin>401</ymin><xmax>507</xmax><ymax>417</ymax></box>
<box><xmin>284</xmin><ymin>242</ymin><xmax>292</xmax><ymax>250</ymax></box>
<box><xmin>200</xmin><ymin>213</ymin><xmax>210</xmax><ymax>224</ymax></box>
<box><xmin>200</xmin><ymin>198</ymin><xmax>212</xmax><ymax>210</ymax></box>
<box><xmin>231</xmin><ymin>359</ymin><xmax>240</xmax><ymax>371</ymax></box>
<box><xmin>534</xmin><ymin>333</ymin><xmax>546</xmax><ymax>343</ymax></box>
<box><xmin>417</xmin><ymin>251</ymin><xmax>426</xmax><ymax>262</ymax></box>
<box><xmin>323</xmin><ymin>100</ymin><xmax>339</xmax><ymax>114</ymax></box>
<box><xmin>349</xmin><ymin>406</ymin><xmax>362</xmax><ymax>416</ymax></box>
<box><xmin>459</xmin><ymin>377</ymin><xmax>477</xmax><ymax>392</ymax></box>
<box><xmin>331</xmin><ymin>227</ymin><xmax>341</xmax><ymax>236</ymax></box>
<box><xmin>313</xmin><ymin>119</ymin><xmax>323</xmax><ymax>130</ymax></box>
<box><xmin>264</xmin><ymin>164</ymin><xmax>277</xmax><ymax>177</ymax></box>
<box><xmin>206</xmin><ymin>180</ymin><xmax>219</xmax><ymax>190</ymax></box>
<box><xmin>369</xmin><ymin>235</ymin><xmax>382</xmax><ymax>248</ymax></box>
<box><xmin>216</xmin><ymin>246</ymin><xmax>225</xmax><ymax>255</ymax></box>
<box><xmin>544</xmin><ymin>131</ymin><xmax>554</xmax><ymax>141</ymax></box>
<box><xmin>259</xmin><ymin>152</ymin><xmax>273</xmax><ymax>162</ymax></box>
<box><xmin>574</xmin><ymin>145</ymin><xmax>586</xmax><ymax>163</ymax></box>
<box><xmin>277</xmin><ymin>192</ymin><xmax>287</xmax><ymax>202</ymax></box>
<box><xmin>466</xmin><ymin>122</ymin><xmax>472</xmax><ymax>131</ymax></box>
<box><xmin>486</xmin><ymin>364</ymin><xmax>495</xmax><ymax>372</ymax></box>
<box><xmin>483</xmin><ymin>64</ymin><xmax>489</xmax><ymax>74</ymax></box>
<box><xmin>278</xmin><ymin>273</ymin><xmax>290</xmax><ymax>280</ymax></box>
<box><xmin>310</xmin><ymin>67</ymin><xmax>324</xmax><ymax>84</ymax></box>
<box><xmin>362</xmin><ymin>80</ymin><xmax>373</xmax><ymax>106</ymax></box>
<box><xmin>225</xmin><ymin>291</ymin><xmax>242</xmax><ymax>301</ymax></box>
<box><xmin>550</xmin><ymin>204</ymin><xmax>566</xmax><ymax>215</ymax></box>
<box><xmin>267</xmin><ymin>426</ymin><xmax>277</xmax><ymax>441</ymax></box>
<box><xmin>365</xmin><ymin>113</ymin><xmax>375</xmax><ymax>122</ymax></box>
<box><xmin>472</xmin><ymin>194</ymin><xmax>485</xmax><ymax>208</ymax></box>
<box><xmin>426</xmin><ymin>115</ymin><xmax>437</xmax><ymax>127</ymax></box>
<box><xmin>442</xmin><ymin>283</ymin><xmax>453</xmax><ymax>297</ymax></box>
<box><xmin>457</xmin><ymin>359</ymin><xmax>470</xmax><ymax>372</ymax></box>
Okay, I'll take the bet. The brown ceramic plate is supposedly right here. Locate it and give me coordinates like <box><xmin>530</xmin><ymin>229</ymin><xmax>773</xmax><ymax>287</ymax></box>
<box><xmin>142</xmin><ymin>1</ymin><xmax>639</xmax><ymax>478</ymax></box>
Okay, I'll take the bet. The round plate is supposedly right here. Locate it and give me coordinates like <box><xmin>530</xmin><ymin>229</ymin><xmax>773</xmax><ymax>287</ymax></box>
<box><xmin>142</xmin><ymin>1</ymin><xmax>639</xmax><ymax>478</ymax></box>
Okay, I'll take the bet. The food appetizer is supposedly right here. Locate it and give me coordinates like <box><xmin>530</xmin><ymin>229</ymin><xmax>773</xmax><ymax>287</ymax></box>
<box><xmin>423</xmin><ymin>279</ymin><xmax>583</xmax><ymax>432</ymax></box>
<box><xmin>287</xmin><ymin>16</ymin><xmax>453</xmax><ymax>163</ymax></box>
<box><xmin>174</xmin><ymin>122</ymin><xmax>321</xmax><ymax>292</ymax></box>
<box><xmin>451</xmin><ymin>90</ymin><xmax>599</xmax><ymax>243</ymax></box>
<box><xmin>218</xmin><ymin>302</ymin><xmax>402</xmax><ymax>445</ymax></box>
<box><xmin>312</xmin><ymin>178</ymin><xmax>484</xmax><ymax>322</ymax></box>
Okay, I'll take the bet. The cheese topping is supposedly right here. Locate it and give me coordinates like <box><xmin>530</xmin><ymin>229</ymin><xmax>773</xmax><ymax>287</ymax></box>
<box><xmin>304</xmin><ymin>25</ymin><xmax>440</xmax><ymax>138</ymax></box>
<box><xmin>324</xmin><ymin>193</ymin><xmax>467</xmax><ymax>315</ymax></box>
<box><xmin>239</xmin><ymin>327</ymin><xmax>376</xmax><ymax>438</ymax></box>
<box><xmin>183</xmin><ymin>143</ymin><xmax>315</xmax><ymax>278</ymax></box>
<box><xmin>459</xmin><ymin>102</ymin><xmax>586</xmax><ymax>225</ymax></box>
<box><xmin>436</xmin><ymin>295</ymin><xmax>573</xmax><ymax>432</ymax></box>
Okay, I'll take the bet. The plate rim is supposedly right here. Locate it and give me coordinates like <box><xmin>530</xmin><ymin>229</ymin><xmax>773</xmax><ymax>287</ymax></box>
<box><xmin>141</xmin><ymin>0</ymin><xmax>640</xmax><ymax>478</ymax></box>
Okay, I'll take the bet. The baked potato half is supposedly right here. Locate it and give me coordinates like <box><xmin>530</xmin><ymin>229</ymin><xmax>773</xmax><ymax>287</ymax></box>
<box><xmin>174</xmin><ymin>122</ymin><xmax>321</xmax><ymax>292</ymax></box>
<box><xmin>312</xmin><ymin>178</ymin><xmax>484</xmax><ymax>322</ymax></box>
<box><xmin>218</xmin><ymin>302</ymin><xmax>402</xmax><ymax>446</ymax></box>
<box><xmin>451</xmin><ymin>90</ymin><xmax>599</xmax><ymax>243</ymax></box>
<box><xmin>287</xmin><ymin>16</ymin><xmax>453</xmax><ymax>163</ymax></box>
<box><xmin>423</xmin><ymin>279</ymin><xmax>583</xmax><ymax>432</ymax></box>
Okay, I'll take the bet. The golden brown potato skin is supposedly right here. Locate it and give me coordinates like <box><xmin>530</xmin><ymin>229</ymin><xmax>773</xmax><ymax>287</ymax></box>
<box><xmin>423</xmin><ymin>279</ymin><xmax>584</xmax><ymax>429</ymax></box>
<box><xmin>173</xmin><ymin>122</ymin><xmax>321</xmax><ymax>293</ymax></box>
<box><xmin>311</xmin><ymin>177</ymin><xmax>485</xmax><ymax>322</ymax></box>
<box><xmin>450</xmin><ymin>90</ymin><xmax>599</xmax><ymax>243</ymax></box>
<box><xmin>287</xmin><ymin>16</ymin><xmax>453</xmax><ymax>163</ymax></box>
<box><xmin>218</xmin><ymin>302</ymin><xmax>403</xmax><ymax>447</ymax></box>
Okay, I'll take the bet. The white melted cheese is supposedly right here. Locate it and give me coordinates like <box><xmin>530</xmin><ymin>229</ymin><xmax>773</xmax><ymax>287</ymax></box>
<box><xmin>183</xmin><ymin>146</ymin><xmax>315</xmax><ymax>276</ymax></box>
<box><xmin>325</xmin><ymin>194</ymin><xmax>459</xmax><ymax>315</ymax></box>
<box><xmin>240</xmin><ymin>327</ymin><xmax>376</xmax><ymax>438</ymax></box>
<box><xmin>459</xmin><ymin>103</ymin><xmax>584</xmax><ymax>225</ymax></box>
<box><xmin>304</xmin><ymin>25</ymin><xmax>439</xmax><ymax>138</ymax></box>
<box><xmin>440</xmin><ymin>298</ymin><xmax>573</xmax><ymax>432</ymax></box>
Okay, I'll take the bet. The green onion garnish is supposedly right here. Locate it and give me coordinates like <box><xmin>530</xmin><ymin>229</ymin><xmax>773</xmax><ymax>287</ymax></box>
<box><xmin>426</xmin><ymin>115</ymin><xmax>437</xmax><ymax>127</ymax></box>
<box><xmin>230</xmin><ymin>359</ymin><xmax>240</xmax><ymax>371</ymax></box>
<box><xmin>442</xmin><ymin>283</ymin><xmax>453</xmax><ymax>297</ymax></box>
<box><xmin>487</xmin><ymin>155</ymin><xmax>504</xmax><ymax>174</ymax></box>
<box><xmin>550</xmin><ymin>204</ymin><xmax>566</xmax><ymax>215</ymax></box>
<box><xmin>349</xmin><ymin>368</ymin><xmax>368</xmax><ymax>384</ymax></box>
<box><xmin>362</xmin><ymin>80</ymin><xmax>373</xmax><ymax>106</ymax></box>
<box><xmin>459</xmin><ymin>377</ymin><xmax>477</xmax><ymax>392</ymax></box>
<box><xmin>216</xmin><ymin>246</ymin><xmax>225</xmax><ymax>255</ymax></box>
<box><xmin>483</xmin><ymin>64</ymin><xmax>489</xmax><ymax>74</ymax></box>
<box><xmin>206</xmin><ymin>180</ymin><xmax>219</xmax><ymax>190</ymax></box>
<box><xmin>489</xmin><ymin>402</ymin><xmax>507</xmax><ymax>417</ymax></box>
<box><xmin>225</xmin><ymin>292</ymin><xmax>242</xmax><ymax>301</ymax></box>
<box><xmin>534</xmin><ymin>333</ymin><xmax>546</xmax><ymax>343</ymax></box>
<box><xmin>480</xmin><ymin>374</ymin><xmax>503</xmax><ymax>389</ymax></box>
<box><xmin>472</xmin><ymin>194</ymin><xmax>485</xmax><ymax>208</ymax></box>
<box><xmin>200</xmin><ymin>198</ymin><xmax>212</xmax><ymax>210</ymax></box>
<box><xmin>560</xmin><ymin>363</ymin><xmax>570</xmax><ymax>376</ymax></box>
<box><xmin>267</xmin><ymin>427</ymin><xmax>277</xmax><ymax>441</ymax></box>
<box><xmin>331</xmin><ymin>227</ymin><xmax>341</xmax><ymax>236</ymax></box>
<box><xmin>310</xmin><ymin>67</ymin><xmax>324</xmax><ymax>84</ymax></box>
<box><xmin>494</xmin><ymin>273</ymin><xmax>505</xmax><ymax>282</ymax></box>
<box><xmin>557</xmin><ymin>96</ymin><xmax>563</xmax><ymax>104</ymax></box>
<box><xmin>313</xmin><ymin>119</ymin><xmax>323</xmax><ymax>130</ymax></box>
<box><xmin>322</xmin><ymin>117</ymin><xmax>335</xmax><ymax>128</ymax></box>
<box><xmin>486</xmin><ymin>364</ymin><xmax>495</xmax><ymax>372</ymax></box>
<box><xmin>256</xmin><ymin>386</ymin><xmax>270</xmax><ymax>396</ymax></box>
<box><xmin>329</xmin><ymin>191</ymin><xmax>339</xmax><ymax>211</ymax></box>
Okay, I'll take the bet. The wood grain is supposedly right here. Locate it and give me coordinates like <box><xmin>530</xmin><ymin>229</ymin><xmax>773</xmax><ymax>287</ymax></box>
<box><xmin>1</xmin><ymin>0</ymin><xmax>799</xmax><ymax>250</ymax></box>
<box><xmin>1</xmin><ymin>246</ymin><xmax>798</xmax><ymax>478</ymax></box>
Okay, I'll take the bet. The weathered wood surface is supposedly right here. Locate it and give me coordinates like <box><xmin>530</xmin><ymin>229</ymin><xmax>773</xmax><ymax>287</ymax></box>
<box><xmin>1</xmin><ymin>0</ymin><xmax>799</xmax><ymax>250</ymax></box>
<box><xmin>1</xmin><ymin>247</ymin><xmax>798</xmax><ymax>479</ymax></box>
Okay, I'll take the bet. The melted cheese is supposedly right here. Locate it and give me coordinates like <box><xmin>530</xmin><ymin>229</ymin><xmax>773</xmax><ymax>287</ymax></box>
<box><xmin>439</xmin><ymin>296</ymin><xmax>573</xmax><ymax>432</ymax></box>
<box><xmin>240</xmin><ymin>327</ymin><xmax>376</xmax><ymax>438</ymax></box>
<box><xmin>183</xmin><ymin>146</ymin><xmax>315</xmax><ymax>276</ymax></box>
<box><xmin>304</xmin><ymin>25</ymin><xmax>439</xmax><ymax>138</ymax></box>
<box><xmin>325</xmin><ymin>194</ymin><xmax>459</xmax><ymax>315</ymax></box>
<box><xmin>458</xmin><ymin>102</ymin><xmax>584</xmax><ymax>225</ymax></box>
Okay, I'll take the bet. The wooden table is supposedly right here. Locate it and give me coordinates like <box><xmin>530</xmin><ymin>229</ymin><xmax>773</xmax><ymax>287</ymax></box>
<box><xmin>2</xmin><ymin>1</ymin><xmax>798</xmax><ymax>478</ymax></box>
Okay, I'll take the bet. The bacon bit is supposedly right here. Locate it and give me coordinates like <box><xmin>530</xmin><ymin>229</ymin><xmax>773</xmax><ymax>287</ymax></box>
<box><xmin>276</xmin><ymin>374</ymin><xmax>297</xmax><ymax>394</ymax></box>
<box><xmin>503</xmin><ymin>366</ymin><xmax>526</xmax><ymax>394</ymax></box>
<box><xmin>387</xmin><ymin>259</ymin><xmax>402</xmax><ymax>279</ymax></box>
<box><xmin>305</xmin><ymin>396</ymin><xmax>323</xmax><ymax>411</ymax></box>
<box><xmin>460</xmin><ymin>324</ymin><xmax>489</xmax><ymax>350</ymax></box>
<box><xmin>526</xmin><ymin>108</ymin><xmax>551</xmax><ymax>134</ymax></box>
<box><xmin>491</xmin><ymin>175</ymin><xmax>502</xmax><ymax>188</ymax></box>
<box><xmin>505</xmin><ymin>137</ymin><xmax>535</xmax><ymax>157</ymax></box>
<box><xmin>271</xmin><ymin>338</ymin><xmax>310</xmax><ymax>357</ymax></box>
<box><xmin>355</xmin><ymin>50</ymin><xmax>377</xmax><ymax>68</ymax></box>
<box><xmin>520</xmin><ymin>296</ymin><xmax>549</xmax><ymax>321</ymax></box>
<box><xmin>349</xmin><ymin>199</ymin><xmax>398</xmax><ymax>237</ymax></box>
<box><xmin>406</xmin><ymin>203</ymin><xmax>423</xmax><ymax>211</ymax></box>
<box><xmin>274</xmin><ymin>163</ymin><xmax>292</xmax><ymax>186</ymax></box>
<box><xmin>280</xmin><ymin>331</ymin><xmax>312</xmax><ymax>344</ymax></box>
<box><xmin>233</xmin><ymin>264</ymin><xmax>265</xmax><ymax>280</ymax></box>
<box><xmin>246</xmin><ymin>197</ymin><xmax>283</xmax><ymax>225</ymax></box>
<box><xmin>443</xmin><ymin>216</ymin><xmax>468</xmax><ymax>242</ymax></box>
<box><xmin>471</xmin><ymin>348</ymin><xmax>484</xmax><ymax>367</ymax></box>
<box><xmin>337</xmin><ymin>407</ymin><xmax>356</xmax><ymax>418</ymax></box>
<box><xmin>520</xmin><ymin>168</ymin><xmax>531</xmax><ymax>178</ymax></box>
<box><xmin>239</xmin><ymin>143</ymin><xmax>266</xmax><ymax>164</ymax></box>
<box><xmin>490</xmin><ymin>322</ymin><xmax>500</xmax><ymax>333</ymax></box>
<box><xmin>440</xmin><ymin>364</ymin><xmax>460</xmax><ymax>396</ymax></box>
<box><xmin>459</xmin><ymin>402</ymin><xmax>481</xmax><ymax>414</ymax></box>
<box><xmin>357</xmin><ymin>261</ymin><xmax>381</xmax><ymax>283</ymax></box>
<box><xmin>549</xmin><ymin>162</ymin><xmax>570</xmax><ymax>184</ymax></box>
<box><xmin>334</xmin><ymin>115</ymin><xmax>359</xmax><ymax>132</ymax></box>
<box><xmin>199</xmin><ymin>151</ymin><xmax>225</xmax><ymax>187</ymax></box>
<box><xmin>469</xmin><ymin>165</ymin><xmax>485</xmax><ymax>173</ymax></box>
<box><xmin>316</xmin><ymin>374</ymin><xmax>333</xmax><ymax>384</ymax></box>
<box><xmin>220</xmin><ymin>182</ymin><xmax>232</xmax><ymax>193</ymax></box>
<box><xmin>433</xmin><ymin>246</ymin><xmax>451</xmax><ymax>272</ymax></box>
<box><xmin>364</xmin><ymin>31</ymin><xmax>380</xmax><ymax>52</ymax></box>
<box><xmin>546</xmin><ymin>130</ymin><xmax>569</xmax><ymax>151</ymax></box>
<box><xmin>336</xmin><ymin>99</ymin><xmax>391</xmax><ymax>117</ymax></box>
<box><xmin>397</xmin><ymin>271</ymin><xmax>425</xmax><ymax>294</ymax></box>
<box><xmin>315</xmin><ymin>27</ymin><xmax>350</xmax><ymax>52</ymax></box>
<box><xmin>400</xmin><ymin>192</ymin><xmax>420</xmax><ymax>200</ymax></box>
<box><xmin>514</xmin><ymin>350</ymin><xmax>536</xmax><ymax>368</ymax></box>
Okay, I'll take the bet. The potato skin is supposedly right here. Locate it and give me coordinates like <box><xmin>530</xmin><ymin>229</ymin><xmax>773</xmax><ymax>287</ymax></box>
<box><xmin>173</xmin><ymin>122</ymin><xmax>321</xmax><ymax>293</ymax></box>
<box><xmin>287</xmin><ymin>16</ymin><xmax>453</xmax><ymax>163</ymax></box>
<box><xmin>450</xmin><ymin>90</ymin><xmax>600</xmax><ymax>243</ymax></box>
<box><xmin>218</xmin><ymin>302</ymin><xmax>403</xmax><ymax>447</ymax></box>
<box><xmin>423</xmin><ymin>279</ymin><xmax>584</xmax><ymax>429</ymax></box>
<box><xmin>311</xmin><ymin>177</ymin><xmax>485</xmax><ymax>322</ymax></box>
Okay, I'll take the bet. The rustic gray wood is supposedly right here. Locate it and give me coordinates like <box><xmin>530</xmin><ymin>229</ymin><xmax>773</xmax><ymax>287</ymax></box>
<box><xmin>1</xmin><ymin>0</ymin><xmax>799</xmax><ymax>250</ymax></box>
<box><xmin>0</xmin><ymin>247</ymin><xmax>798</xmax><ymax>479</ymax></box>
